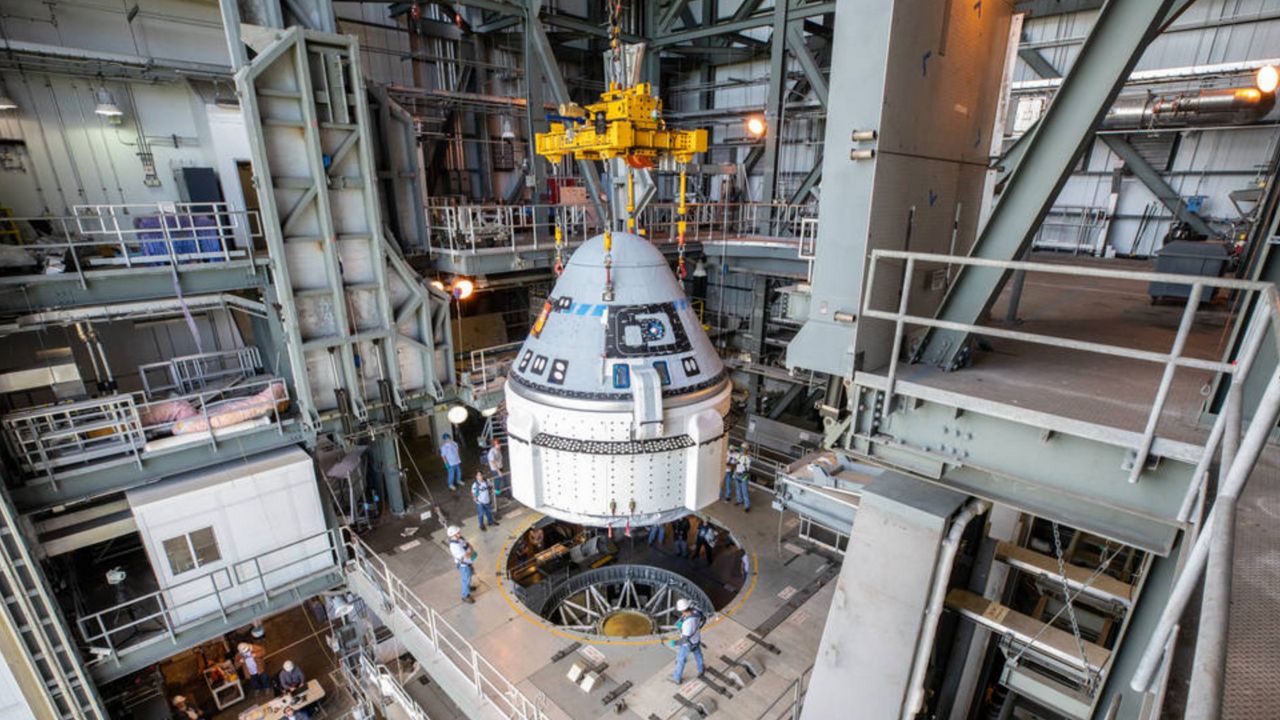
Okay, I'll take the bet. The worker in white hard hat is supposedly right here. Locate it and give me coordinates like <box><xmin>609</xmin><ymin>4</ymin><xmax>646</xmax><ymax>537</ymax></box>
<box><xmin>235</xmin><ymin>641</ymin><xmax>270</xmax><ymax>693</ymax></box>
<box><xmin>278</xmin><ymin>659</ymin><xmax>305</xmax><ymax>694</ymax></box>
<box><xmin>171</xmin><ymin>694</ymin><xmax>207</xmax><ymax>720</ymax></box>
<box><xmin>669</xmin><ymin>598</ymin><xmax>706</xmax><ymax>684</ymax></box>
<box><xmin>447</xmin><ymin>525</ymin><xmax>478</xmax><ymax>604</ymax></box>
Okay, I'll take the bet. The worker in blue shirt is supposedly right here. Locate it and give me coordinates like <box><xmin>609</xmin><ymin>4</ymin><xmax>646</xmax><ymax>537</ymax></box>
<box><xmin>722</xmin><ymin>445</ymin><xmax>743</xmax><ymax>502</ymax></box>
<box><xmin>440</xmin><ymin>433</ymin><xmax>462</xmax><ymax>491</ymax></box>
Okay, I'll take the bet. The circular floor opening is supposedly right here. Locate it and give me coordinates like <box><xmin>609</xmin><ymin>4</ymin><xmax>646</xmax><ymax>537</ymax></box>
<box><xmin>503</xmin><ymin>515</ymin><xmax>748</xmax><ymax>641</ymax></box>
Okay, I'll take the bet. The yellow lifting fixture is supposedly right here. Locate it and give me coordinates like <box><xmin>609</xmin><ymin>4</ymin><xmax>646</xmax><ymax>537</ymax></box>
<box><xmin>534</xmin><ymin>82</ymin><xmax>708</xmax><ymax>166</ymax></box>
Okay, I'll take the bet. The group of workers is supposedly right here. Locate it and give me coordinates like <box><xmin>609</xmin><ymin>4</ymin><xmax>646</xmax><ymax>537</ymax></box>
<box><xmin>647</xmin><ymin>515</ymin><xmax>720</xmax><ymax>565</ymax></box>
<box><xmin>440</xmin><ymin>433</ymin><xmax>506</xmax><ymax>531</ymax></box>
<box><xmin>170</xmin><ymin>645</ymin><xmax>310</xmax><ymax>720</ymax></box>
<box><xmin>434</xmin><ymin>433</ymin><xmax>751</xmax><ymax>689</ymax></box>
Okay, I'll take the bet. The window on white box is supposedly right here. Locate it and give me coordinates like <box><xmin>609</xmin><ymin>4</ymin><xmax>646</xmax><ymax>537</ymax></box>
<box><xmin>162</xmin><ymin>527</ymin><xmax>222</xmax><ymax>575</ymax></box>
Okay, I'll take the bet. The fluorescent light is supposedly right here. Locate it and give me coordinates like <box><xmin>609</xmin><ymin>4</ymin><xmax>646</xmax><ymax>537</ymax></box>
<box><xmin>94</xmin><ymin>87</ymin><xmax>123</xmax><ymax>117</ymax></box>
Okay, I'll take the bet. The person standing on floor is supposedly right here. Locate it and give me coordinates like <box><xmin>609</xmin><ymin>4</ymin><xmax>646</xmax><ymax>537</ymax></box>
<box><xmin>235</xmin><ymin>642</ymin><xmax>270</xmax><ymax>693</ymax></box>
<box><xmin>647</xmin><ymin>522</ymin><xmax>666</xmax><ymax>547</ymax></box>
<box><xmin>672</xmin><ymin>516</ymin><xmax>692</xmax><ymax>558</ymax></box>
<box><xmin>440</xmin><ymin>433</ymin><xmax>462</xmax><ymax>491</ymax></box>
<box><xmin>486</xmin><ymin>439</ymin><xmax>506</xmax><ymax>495</ymax></box>
<box><xmin>669</xmin><ymin>598</ymin><xmax>706</xmax><ymax>684</ymax></box>
<box><xmin>447</xmin><ymin>525</ymin><xmax>478</xmax><ymax>604</ymax></box>
<box><xmin>695</xmin><ymin>522</ymin><xmax>718</xmax><ymax>565</ymax></box>
<box><xmin>722</xmin><ymin>444</ymin><xmax>742</xmax><ymax>502</ymax></box>
<box><xmin>734</xmin><ymin>442</ymin><xmax>753</xmax><ymax>512</ymax></box>
<box><xmin>471</xmin><ymin>471</ymin><xmax>498</xmax><ymax>531</ymax></box>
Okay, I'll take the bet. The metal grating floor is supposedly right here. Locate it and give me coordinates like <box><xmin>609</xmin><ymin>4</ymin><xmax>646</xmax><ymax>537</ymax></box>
<box><xmin>1221</xmin><ymin>448</ymin><xmax>1280</xmax><ymax>719</ymax></box>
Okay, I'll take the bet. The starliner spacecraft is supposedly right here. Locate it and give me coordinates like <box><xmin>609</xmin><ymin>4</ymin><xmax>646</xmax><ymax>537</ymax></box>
<box><xmin>504</xmin><ymin>231</ymin><xmax>731</xmax><ymax>528</ymax></box>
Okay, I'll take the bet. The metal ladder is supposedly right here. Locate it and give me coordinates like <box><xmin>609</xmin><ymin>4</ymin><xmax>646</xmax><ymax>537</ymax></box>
<box><xmin>0</xmin><ymin>493</ymin><xmax>106</xmax><ymax>719</ymax></box>
<box><xmin>481</xmin><ymin>406</ymin><xmax>508</xmax><ymax>447</ymax></box>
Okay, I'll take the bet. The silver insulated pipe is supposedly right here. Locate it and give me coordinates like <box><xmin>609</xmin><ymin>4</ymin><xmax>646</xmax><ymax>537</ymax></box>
<box><xmin>1102</xmin><ymin>86</ymin><xmax>1275</xmax><ymax>129</ymax></box>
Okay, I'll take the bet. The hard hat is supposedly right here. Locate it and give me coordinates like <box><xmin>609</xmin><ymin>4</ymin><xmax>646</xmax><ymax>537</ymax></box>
<box><xmin>283</xmin><ymin>660</ymin><xmax>295</xmax><ymax>672</ymax></box>
<box><xmin>443</xmin><ymin>433</ymin><xmax>451</xmax><ymax>440</ymax></box>
<box><xmin>447</xmin><ymin>525</ymin><xmax>462</xmax><ymax>536</ymax></box>
<box><xmin>172</xmin><ymin>696</ymin><xmax>187</xmax><ymax>705</ymax></box>
<box><xmin>238</xmin><ymin>642</ymin><xmax>251</xmax><ymax>654</ymax></box>
<box><xmin>676</xmin><ymin>598</ymin><xmax>691</xmax><ymax>612</ymax></box>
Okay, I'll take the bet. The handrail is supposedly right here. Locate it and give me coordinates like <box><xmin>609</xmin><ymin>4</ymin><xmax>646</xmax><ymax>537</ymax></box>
<box><xmin>860</xmin><ymin>250</ymin><xmax>1280</xmax><ymax>714</ymax></box>
<box><xmin>466</xmin><ymin>341</ymin><xmax>524</xmax><ymax>388</ymax></box>
<box><xmin>139</xmin><ymin>347</ymin><xmax>263</xmax><ymax>398</ymax></box>
<box><xmin>753</xmin><ymin>664</ymin><xmax>814</xmax><ymax>720</ymax></box>
<box><xmin>344</xmin><ymin>531</ymin><xmax>549</xmax><ymax>720</ymax></box>
<box><xmin>1</xmin><ymin>375</ymin><xmax>289</xmax><ymax>481</ymax></box>
<box><xmin>1</xmin><ymin>204</ymin><xmax>262</xmax><ymax>289</ymax></box>
<box><xmin>863</xmin><ymin>249</ymin><xmax>1276</xmax><ymax>484</ymax></box>
<box><xmin>426</xmin><ymin>201</ymin><xmax>817</xmax><ymax>255</ymax></box>
<box><xmin>77</xmin><ymin>528</ymin><xmax>342</xmax><ymax>665</ymax></box>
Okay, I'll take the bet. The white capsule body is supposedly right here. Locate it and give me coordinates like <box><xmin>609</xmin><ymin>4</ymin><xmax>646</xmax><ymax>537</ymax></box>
<box><xmin>503</xmin><ymin>232</ymin><xmax>731</xmax><ymax>527</ymax></box>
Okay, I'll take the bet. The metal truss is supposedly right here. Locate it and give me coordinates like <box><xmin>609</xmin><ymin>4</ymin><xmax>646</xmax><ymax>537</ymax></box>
<box><xmin>538</xmin><ymin>564</ymin><xmax>714</xmax><ymax>638</ymax></box>
<box><xmin>236</xmin><ymin>28</ymin><xmax>449</xmax><ymax>427</ymax></box>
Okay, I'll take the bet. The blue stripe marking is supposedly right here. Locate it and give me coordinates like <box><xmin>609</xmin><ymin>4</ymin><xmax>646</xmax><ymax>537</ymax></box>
<box><xmin>591</xmin><ymin>305</ymin><xmax>607</xmax><ymax>317</ymax></box>
<box><xmin>576</xmin><ymin>304</ymin><xmax>591</xmax><ymax>316</ymax></box>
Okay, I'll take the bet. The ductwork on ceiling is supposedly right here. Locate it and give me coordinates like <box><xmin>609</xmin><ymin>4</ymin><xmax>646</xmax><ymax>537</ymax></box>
<box><xmin>1102</xmin><ymin>86</ymin><xmax>1277</xmax><ymax>130</ymax></box>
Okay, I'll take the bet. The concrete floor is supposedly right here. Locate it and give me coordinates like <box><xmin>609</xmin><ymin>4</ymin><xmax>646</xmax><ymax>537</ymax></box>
<box><xmin>361</xmin><ymin>437</ymin><xmax>838</xmax><ymax>720</ymax></box>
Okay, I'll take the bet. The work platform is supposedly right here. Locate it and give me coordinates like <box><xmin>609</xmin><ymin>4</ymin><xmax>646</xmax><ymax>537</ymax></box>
<box><xmin>348</xmin><ymin>484</ymin><xmax>833</xmax><ymax>720</ymax></box>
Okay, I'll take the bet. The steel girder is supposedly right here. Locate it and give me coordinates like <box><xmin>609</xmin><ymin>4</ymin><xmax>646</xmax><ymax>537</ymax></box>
<box><xmin>236</xmin><ymin>28</ymin><xmax>448</xmax><ymax>427</ymax></box>
<box><xmin>847</xmin><ymin>375</ymin><xmax>1199</xmax><ymax>555</ymax></box>
<box><xmin>1101</xmin><ymin>135</ymin><xmax>1218</xmax><ymax>240</ymax></box>
<box><xmin>525</xmin><ymin>11</ymin><xmax>609</xmax><ymax>223</ymax></box>
<box><xmin>916</xmin><ymin>0</ymin><xmax>1193</xmax><ymax>370</ymax></box>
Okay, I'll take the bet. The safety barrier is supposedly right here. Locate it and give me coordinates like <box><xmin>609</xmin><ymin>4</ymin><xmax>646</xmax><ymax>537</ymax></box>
<box><xmin>1</xmin><ymin>375</ymin><xmax>289</xmax><ymax>482</ymax></box>
<box><xmin>76</xmin><ymin>528</ymin><xmax>343</xmax><ymax>667</ymax></box>
<box><xmin>345</xmin><ymin>532</ymin><xmax>549</xmax><ymax>720</ymax></box>
<box><xmin>1</xmin><ymin>203</ymin><xmax>260</xmax><ymax>286</ymax></box>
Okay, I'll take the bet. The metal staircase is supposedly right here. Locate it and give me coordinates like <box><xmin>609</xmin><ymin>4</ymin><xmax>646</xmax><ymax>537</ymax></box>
<box><xmin>0</xmin><ymin>493</ymin><xmax>105</xmax><ymax>719</ymax></box>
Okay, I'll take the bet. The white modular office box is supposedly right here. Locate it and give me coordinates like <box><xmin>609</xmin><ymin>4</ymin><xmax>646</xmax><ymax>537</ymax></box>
<box><xmin>127</xmin><ymin>447</ymin><xmax>334</xmax><ymax>627</ymax></box>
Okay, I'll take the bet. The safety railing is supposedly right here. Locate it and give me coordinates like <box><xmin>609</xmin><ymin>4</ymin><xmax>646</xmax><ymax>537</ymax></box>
<box><xmin>862</xmin><ymin>249</ymin><xmax>1276</xmax><ymax>487</ymax></box>
<box><xmin>76</xmin><ymin>528</ymin><xmax>343</xmax><ymax>666</ymax></box>
<box><xmin>753</xmin><ymin>664</ymin><xmax>814</xmax><ymax>720</ymax></box>
<box><xmin>344</xmin><ymin>532</ymin><xmax>549</xmax><ymax>720</ymax></box>
<box><xmin>1030</xmin><ymin>205</ymin><xmax>1110</xmax><ymax>256</ymax></box>
<box><xmin>362</xmin><ymin>654</ymin><xmax>431</xmax><ymax>719</ymax></box>
<box><xmin>0</xmin><ymin>203</ymin><xmax>261</xmax><ymax>287</ymax></box>
<box><xmin>426</xmin><ymin>201</ymin><xmax>817</xmax><ymax>255</ymax></box>
<box><xmin>464</xmin><ymin>340</ymin><xmax>523</xmax><ymax>392</ymax></box>
<box><xmin>1</xmin><ymin>376</ymin><xmax>289</xmax><ymax>482</ymax></box>
<box><xmin>139</xmin><ymin>347</ymin><xmax>263</xmax><ymax>398</ymax></box>
<box><xmin>860</xmin><ymin>249</ymin><xmax>1280</xmax><ymax>717</ymax></box>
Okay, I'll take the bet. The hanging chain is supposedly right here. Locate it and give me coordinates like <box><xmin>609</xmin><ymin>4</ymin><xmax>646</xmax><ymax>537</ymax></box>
<box><xmin>610</xmin><ymin>0</ymin><xmax>624</xmax><ymax>89</ymax></box>
<box><xmin>1006</xmin><ymin>538</ymin><xmax>1121</xmax><ymax>686</ymax></box>
<box><xmin>1051</xmin><ymin>522</ymin><xmax>1098</xmax><ymax>688</ymax></box>
<box><xmin>551</xmin><ymin>162</ymin><xmax>565</xmax><ymax>275</ymax></box>
<box><xmin>676</xmin><ymin>165</ymin><xmax>688</xmax><ymax>278</ymax></box>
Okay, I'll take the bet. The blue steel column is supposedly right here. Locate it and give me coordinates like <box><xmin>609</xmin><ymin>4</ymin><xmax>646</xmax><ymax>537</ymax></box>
<box><xmin>916</xmin><ymin>0</ymin><xmax>1187</xmax><ymax>370</ymax></box>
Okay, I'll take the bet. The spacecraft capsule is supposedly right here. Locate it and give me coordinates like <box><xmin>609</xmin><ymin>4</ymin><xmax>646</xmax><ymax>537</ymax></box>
<box><xmin>504</xmin><ymin>232</ymin><xmax>731</xmax><ymax>527</ymax></box>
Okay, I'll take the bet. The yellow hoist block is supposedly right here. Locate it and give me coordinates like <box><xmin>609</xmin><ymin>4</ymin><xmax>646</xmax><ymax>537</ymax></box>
<box><xmin>535</xmin><ymin>82</ymin><xmax>708</xmax><ymax>165</ymax></box>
